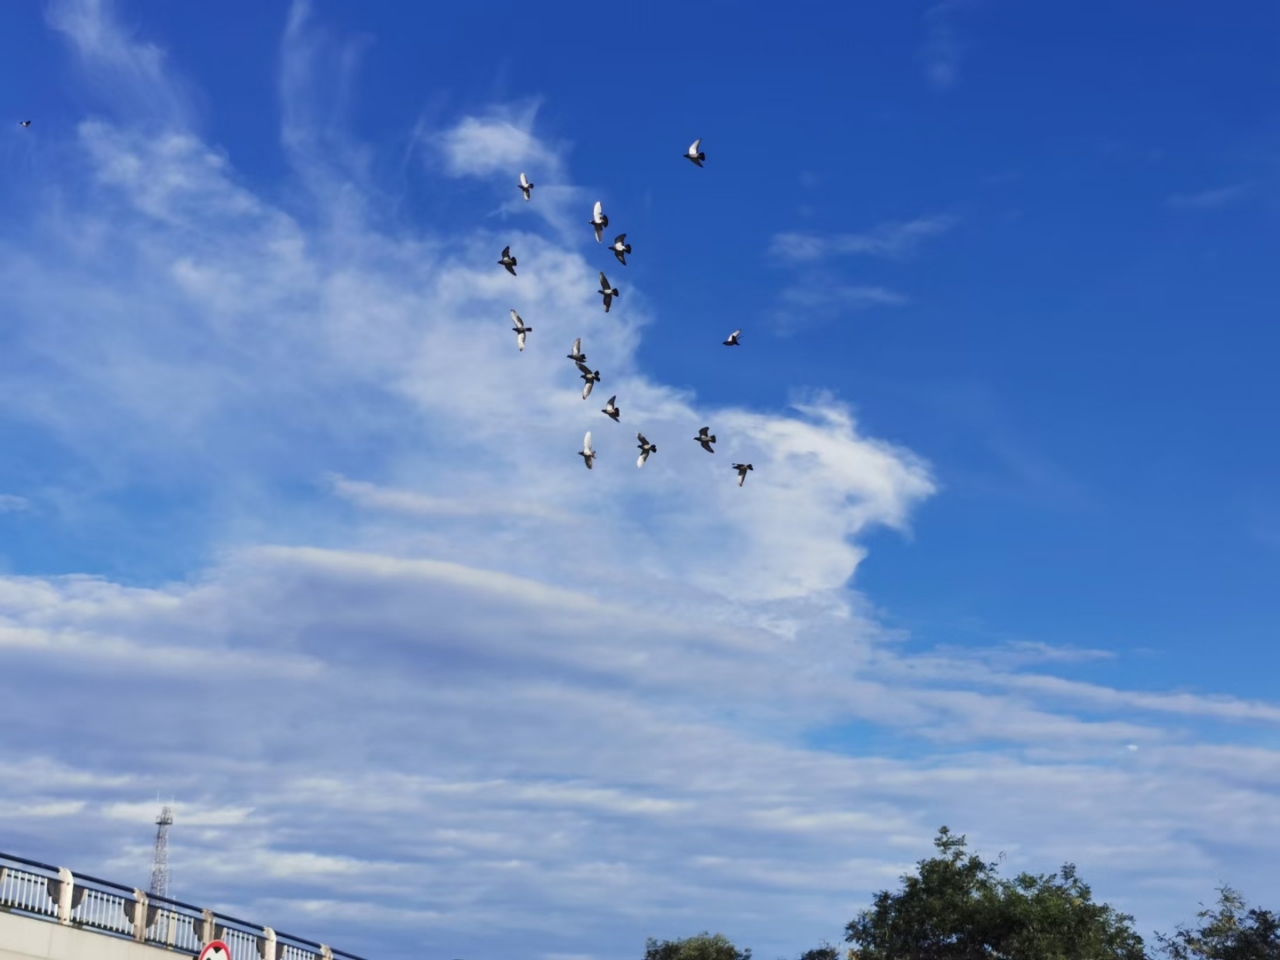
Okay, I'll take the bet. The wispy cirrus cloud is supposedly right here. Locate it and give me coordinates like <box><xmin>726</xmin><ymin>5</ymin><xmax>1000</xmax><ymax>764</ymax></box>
<box><xmin>769</xmin><ymin>215</ymin><xmax>958</xmax><ymax>263</ymax></box>
<box><xmin>1167</xmin><ymin>182</ymin><xmax>1252</xmax><ymax>210</ymax></box>
<box><xmin>919</xmin><ymin>0</ymin><xmax>970</xmax><ymax>90</ymax></box>
<box><xmin>0</xmin><ymin>494</ymin><xmax>29</xmax><ymax>512</ymax></box>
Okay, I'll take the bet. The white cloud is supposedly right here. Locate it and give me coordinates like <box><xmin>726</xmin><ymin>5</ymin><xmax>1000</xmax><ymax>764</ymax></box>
<box><xmin>920</xmin><ymin>1</ymin><xmax>968</xmax><ymax>90</ymax></box>
<box><xmin>0</xmin><ymin>494</ymin><xmax>28</xmax><ymax>512</ymax></box>
<box><xmin>770</xmin><ymin>216</ymin><xmax>958</xmax><ymax>263</ymax></box>
<box><xmin>1167</xmin><ymin>183</ymin><xmax>1251</xmax><ymax>210</ymax></box>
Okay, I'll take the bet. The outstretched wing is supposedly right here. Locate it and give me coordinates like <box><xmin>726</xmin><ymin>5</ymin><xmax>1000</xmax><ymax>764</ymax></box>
<box><xmin>593</xmin><ymin>200</ymin><xmax>603</xmax><ymax>221</ymax></box>
<box><xmin>729</xmin><ymin>329</ymin><xmax>741</xmax><ymax>339</ymax></box>
<box><xmin>599</xmin><ymin>271</ymin><xmax>610</xmax><ymax>289</ymax></box>
<box><xmin>519</xmin><ymin>173</ymin><xmax>529</xmax><ymax>187</ymax></box>
<box><xmin>576</xmin><ymin>361</ymin><xmax>593</xmax><ymax>376</ymax></box>
<box><xmin>636</xmin><ymin>432</ymin><xmax>649</xmax><ymax>447</ymax></box>
<box><xmin>689</xmin><ymin>138</ymin><xmax>702</xmax><ymax>155</ymax></box>
<box><xmin>583</xmin><ymin>432</ymin><xmax>593</xmax><ymax>454</ymax></box>
<box><xmin>510</xmin><ymin>309</ymin><xmax>522</xmax><ymax>327</ymax></box>
<box><xmin>615</xmin><ymin>234</ymin><xmax>627</xmax><ymax>246</ymax></box>
<box><xmin>571</xmin><ymin>337</ymin><xmax>582</xmax><ymax>355</ymax></box>
<box><xmin>501</xmin><ymin>245</ymin><xmax>510</xmax><ymax>257</ymax></box>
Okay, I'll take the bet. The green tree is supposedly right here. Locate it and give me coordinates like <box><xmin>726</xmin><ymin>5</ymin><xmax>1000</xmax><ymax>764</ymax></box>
<box><xmin>1155</xmin><ymin>885</ymin><xmax>1280</xmax><ymax>959</ymax></box>
<box><xmin>645</xmin><ymin>932</ymin><xmax>752</xmax><ymax>960</ymax></box>
<box><xmin>844</xmin><ymin>826</ymin><xmax>1148</xmax><ymax>960</ymax></box>
<box><xmin>796</xmin><ymin>943</ymin><xmax>840</xmax><ymax>960</ymax></box>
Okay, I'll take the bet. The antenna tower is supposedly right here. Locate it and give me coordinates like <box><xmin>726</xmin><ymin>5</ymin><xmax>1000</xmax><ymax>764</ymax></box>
<box><xmin>149</xmin><ymin>805</ymin><xmax>174</xmax><ymax>899</ymax></box>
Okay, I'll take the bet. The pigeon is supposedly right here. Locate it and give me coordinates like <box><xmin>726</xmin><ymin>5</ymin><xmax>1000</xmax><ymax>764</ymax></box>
<box><xmin>598</xmin><ymin>272</ymin><xmax>619</xmax><ymax>313</ymax></box>
<box><xmin>723</xmin><ymin>329</ymin><xmax>741</xmax><ymax>346</ymax></box>
<box><xmin>733</xmin><ymin>463</ymin><xmax>754</xmax><ymax>486</ymax></box>
<box><xmin>510</xmin><ymin>309</ymin><xmax>532</xmax><ymax>352</ymax></box>
<box><xmin>518</xmin><ymin>172</ymin><xmax>534</xmax><ymax>201</ymax></box>
<box><xmin>684</xmin><ymin>138</ymin><xmax>705</xmax><ymax>167</ymax></box>
<box><xmin>498</xmin><ymin>246</ymin><xmax>518</xmax><ymax>276</ymax></box>
<box><xmin>579</xmin><ymin>432</ymin><xmax>596</xmax><ymax>469</ymax></box>
<box><xmin>694</xmin><ymin>426</ymin><xmax>716</xmax><ymax>453</ymax></box>
<box><xmin>567</xmin><ymin>338</ymin><xmax>587</xmax><ymax>363</ymax></box>
<box><xmin>19</xmin><ymin>121</ymin><xmax>31</xmax><ymax>128</ymax></box>
<box><xmin>589</xmin><ymin>201</ymin><xmax>609</xmax><ymax>243</ymax></box>
<box><xmin>611</xmin><ymin>234</ymin><xmax>632</xmax><ymax>265</ymax></box>
<box><xmin>602</xmin><ymin>396</ymin><xmax>621</xmax><ymax>422</ymax></box>
<box><xmin>577</xmin><ymin>361</ymin><xmax>601</xmax><ymax>399</ymax></box>
<box><xmin>636</xmin><ymin>433</ymin><xmax>658</xmax><ymax>468</ymax></box>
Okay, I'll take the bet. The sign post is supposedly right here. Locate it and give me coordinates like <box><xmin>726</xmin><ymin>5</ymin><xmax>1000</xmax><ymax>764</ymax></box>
<box><xmin>198</xmin><ymin>941</ymin><xmax>232</xmax><ymax>960</ymax></box>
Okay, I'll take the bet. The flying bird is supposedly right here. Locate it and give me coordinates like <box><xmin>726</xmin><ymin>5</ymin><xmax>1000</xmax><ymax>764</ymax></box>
<box><xmin>611</xmin><ymin>234</ymin><xmax>632</xmax><ymax>265</ymax></box>
<box><xmin>518</xmin><ymin>172</ymin><xmax>534</xmax><ymax>201</ymax></box>
<box><xmin>498</xmin><ymin>246</ymin><xmax>517</xmax><ymax>276</ymax></box>
<box><xmin>19</xmin><ymin>121</ymin><xmax>31</xmax><ymax>128</ymax></box>
<box><xmin>636</xmin><ymin>433</ymin><xmax>658</xmax><ymax>468</ymax></box>
<box><xmin>578</xmin><ymin>361</ymin><xmax>601</xmax><ymax>399</ymax></box>
<box><xmin>733</xmin><ymin>463</ymin><xmax>754</xmax><ymax>486</ymax></box>
<box><xmin>602</xmin><ymin>396</ymin><xmax>621</xmax><ymax>421</ymax></box>
<box><xmin>510</xmin><ymin>309</ymin><xmax>532</xmax><ymax>352</ymax></box>
<box><xmin>589</xmin><ymin>201</ymin><xmax>609</xmax><ymax>243</ymax></box>
<box><xmin>579</xmin><ymin>432</ymin><xmax>596</xmax><ymax>469</ymax></box>
<box><xmin>694</xmin><ymin>426</ymin><xmax>716</xmax><ymax>453</ymax></box>
<box><xmin>723</xmin><ymin>329</ymin><xmax>741</xmax><ymax>346</ymax></box>
<box><xmin>684</xmin><ymin>138</ymin><xmax>705</xmax><ymax>167</ymax></box>
<box><xmin>567</xmin><ymin>338</ymin><xmax>587</xmax><ymax>363</ymax></box>
<box><xmin>598</xmin><ymin>272</ymin><xmax>618</xmax><ymax>313</ymax></box>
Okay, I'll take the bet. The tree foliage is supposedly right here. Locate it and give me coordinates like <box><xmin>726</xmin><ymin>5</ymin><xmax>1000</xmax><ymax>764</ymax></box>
<box><xmin>843</xmin><ymin>826</ymin><xmax>1147</xmax><ymax>960</ymax></box>
<box><xmin>1154</xmin><ymin>886</ymin><xmax>1280</xmax><ymax>960</ymax></box>
<box><xmin>645</xmin><ymin>932</ymin><xmax>752</xmax><ymax>960</ymax></box>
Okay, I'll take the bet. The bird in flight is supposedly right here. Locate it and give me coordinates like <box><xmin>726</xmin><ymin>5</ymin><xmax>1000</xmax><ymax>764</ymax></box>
<box><xmin>636</xmin><ymin>433</ymin><xmax>658</xmax><ymax>468</ymax></box>
<box><xmin>598</xmin><ymin>272</ymin><xmax>619</xmax><ymax>313</ymax></box>
<box><xmin>694</xmin><ymin>426</ymin><xmax>717</xmax><ymax>453</ymax></box>
<box><xmin>684</xmin><ymin>138</ymin><xmax>705</xmax><ymax>167</ymax></box>
<box><xmin>579</xmin><ymin>432</ymin><xmax>596</xmax><ymax>470</ymax></box>
<box><xmin>602</xmin><ymin>396</ymin><xmax>621</xmax><ymax>422</ymax></box>
<box><xmin>611</xmin><ymin>234</ymin><xmax>632</xmax><ymax>265</ymax></box>
<box><xmin>19</xmin><ymin>121</ymin><xmax>31</xmax><ymax>128</ymax></box>
<box><xmin>723</xmin><ymin>329</ymin><xmax>741</xmax><ymax>346</ymax></box>
<box><xmin>578</xmin><ymin>361</ymin><xmax>601</xmax><ymax>399</ymax></box>
<box><xmin>589</xmin><ymin>201</ymin><xmax>609</xmax><ymax>243</ymax></box>
<box><xmin>498</xmin><ymin>246</ymin><xmax>518</xmax><ymax>276</ymax></box>
<box><xmin>567</xmin><ymin>338</ymin><xmax>587</xmax><ymax>364</ymax></box>
<box><xmin>510</xmin><ymin>310</ymin><xmax>531</xmax><ymax>352</ymax></box>
<box><xmin>518</xmin><ymin>172</ymin><xmax>534</xmax><ymax>201</ymax></box>
<box><xmin>733</xmin><ymin>463</ymin><xmax>754</xmax><ymax>486</ymax></box>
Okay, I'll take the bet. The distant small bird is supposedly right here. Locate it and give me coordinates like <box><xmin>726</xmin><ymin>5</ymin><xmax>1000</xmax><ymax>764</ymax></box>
<box><xmin>589</xmin><ymin>201</ymin><xmax>609</xmax><ymax>243</ymax></box>
<box><xmin>579</xmin><ymin>432</ymin><xmax>596</xmax><ymax>469</ymax></box>
<box><xmin>510</xmin><ymin>309</ymin><xmax>532</xmax><ymax>352</ymax></box>
<box><xmin>723</xmin><ymin>329</ymin><xmax>741</xmax><ymax>346</ymax></box>
<box><xmin>577</xmin><ymin>361</ymin><xmax>601</xmax><ymax>399</ymax></box>
<box><xmin>611</xmin><ymin>234</ymin><xmax>632</xmax><ymax>265</ymax></box>
<box><xmin>518</xmin><ymin>172</ymin><xmax>534</xmax><ymax>201</ymax></box>
<box><xmin>602</xmin><ymin>396</ymin><xmax>621</xmax><ymax>421</ymax></box>
<box><xmin>733</xmin><ymin>463</ymin><xmax>754</xmax><ymax>486</ymax></box>
<box><xmin>684</xmin><ymin>138</ymin><xmax>705</xmax><ymax>167</ymax></box>
<box><xmin>567</xmin><ymin>337</ymin><xmax>587</xmax><ymax>363</ymax></box>
<box><xmin>636</xmin><ymin>433</ymin><xmax>658</xmax><ymax>468</ymax></box>
<box><xmin>498</xmin><ymin>245</ymin><xmax>517</xmax><ymax>276</ymax></box>
<box><xmin>694</xmin><ymin>426</ymin><xmax>716</xmax><ymax>453</ymax></box>
<box><xmin>598</xmin><ymin>271</ymin><xmax>618</xmax><ymax>313</ymax></box>
<box><xmin>19</xmin><ymin>121</ymin><xmax>31</xmax><ymax>128</ymax></box>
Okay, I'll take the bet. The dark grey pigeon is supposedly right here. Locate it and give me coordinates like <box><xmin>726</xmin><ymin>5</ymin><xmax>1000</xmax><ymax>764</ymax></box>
<box><xmin>723</xmin><ymin>329</ymin><xmax>741</xmax><ymax>346</ymax></box>
<box><xmin>694</xmin><ymin>426</ymin><xmax>716</xmax><ymax>453</ymax></box>
<box><xmin>598</xmin><ymin>272</ymin><xmax>618</xmax><ymax>313</ymax></box>
<box><xmin>567</xmin><ymin>338</ymin><xmax>587</xmax><ymax>364</ymax></box>
<box><xmin>579</xmin><ymin>432</ymin><xmax>596</xmax><ymax>469</ymax></box>
<box><xmin>684</xmin><ymin>138</ymin><xmax>705</xmax><ymax>167</ymax></box>
<box><xmin>590</xmin><ymin>201</ymin><xmax>609</xmax><ymax>243</ymax></box>
<box><xmin>578</xmin><ymin>361</ymin><xmax>601</xmax><ymax>399</ymax></box>
<box><xmin>602</xmin><ymin>396</ymin><xmax>620</xmax><ymax>422</ymax></box>
<box><xmin>733</xmin><ymin>463</ymin><xmax>754</xmax><ymax>486</ymax></box>
<box><xmin>611</xmin><ymin>234</ymin><xmax>632</xmax><ymax>265</ymax></box>
<box><xmin>518</xmin><ymin>172</ymin><xmax>534</xmax><ymax>201</ymax></box>
<box><xmin>498</xmin><ymin>246</ymin><xmax>517</xmax><ymax>276</ymax></box>
<box><xmin>636</xmin><ymin>433</ymin><xmax>658</xmax><ymax>468</ymax></box>
<box><xmin>19</xmin><ymin>121</ymin><xmax>31</xmax><ymax>128</ymax></box>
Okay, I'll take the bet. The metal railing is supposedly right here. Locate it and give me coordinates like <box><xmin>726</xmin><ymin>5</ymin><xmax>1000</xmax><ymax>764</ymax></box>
<box><xmin>0</xmin><ymin>851</ymin><xmax>368</xmax><ymax>960</ymax></box>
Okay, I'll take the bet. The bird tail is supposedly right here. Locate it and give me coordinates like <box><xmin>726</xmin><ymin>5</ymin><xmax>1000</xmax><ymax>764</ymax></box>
<box><xmin>709</xmin><ymin>436</ymin><xmax>717</xmax><ymax>443</ymax></box>
<box><xmin>624</xmin><ymin>244</ymin><xmax>632</xmax><ymax>253</ymax></box>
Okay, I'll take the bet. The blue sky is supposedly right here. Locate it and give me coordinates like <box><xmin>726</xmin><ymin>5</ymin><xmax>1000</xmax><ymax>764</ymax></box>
<box><xmin>1</xmin><ymin>2</ymin><xmax>1278</xmax><ymax>959</ymax></box>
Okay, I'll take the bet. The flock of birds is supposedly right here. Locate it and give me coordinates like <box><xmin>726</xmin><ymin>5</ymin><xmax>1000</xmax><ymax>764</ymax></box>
<box><xmin>13</xmin><ymin>123</ymin><xmax>754</xmax><ymax>486</ymax></box>
<box><xmin>502</xmin><ymin>138</ymin><xmax>754</xmax><ymax>487</ymax></box>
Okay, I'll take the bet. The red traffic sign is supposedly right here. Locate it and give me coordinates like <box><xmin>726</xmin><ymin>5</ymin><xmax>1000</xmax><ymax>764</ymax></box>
<box><xmin>198</xmin><ymin>942</ymin><xmax>232</xmax><ymax>960</ymax></box>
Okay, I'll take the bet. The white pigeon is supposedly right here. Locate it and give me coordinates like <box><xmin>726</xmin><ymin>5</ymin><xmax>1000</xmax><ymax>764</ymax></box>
<box><xmin>579</xmin><ymin>432</ymin><xmax>596</xmax><ymax>469</ymax></box>
<box><xmin>611</xmin><ymin>234</ymin><xmax>632</xmax><ymax>265</ymax></box>
<box><xmin>694</xmin><ymin>426</ymin><xmax>716</xmax><ymax>453</ymax></box>
<box><xmin>684</xmin><ymin>138</ymin><xmax>705</xmax><ymax>167</ymax></box>
<box><xmin>577</xmin><ymin>361</ymin><xmax>601</xmax><ymax>399</ymax></box>
<box><xmin>733</xmin><ymin>463</ymin><xmax>754</xmax><ymax>486</ymax></box>
<box><xmin>598</xmin><ymin>272</ymin><xmax>619</xmax><ymax>313</ymax></box>
<box><xmin>636</xmin><ymin>433</ymin><xmax>657</xmax><ymax>468</ymax></box>
<box><xmin>567</xmin><ymin>338</ymin><xmax>587</xmax><ymax>363</ymax></box>
<box><xmin>518</xmin><ymin>172</ymin><xmax>534</xmax><ymax>201</ymax></box>
<box><xmin>602</xmin><ymin>396</ymin><xmax>621</xmax><ymax>421</ymax></box>
<box><xmin>589</xmin><ymin>200</ymin><xmax>609</xmax><ymax>243</ymax></box>
<box><xmin>498</xmin><ymin>245</ymin><xmax>517</xmax><ymax>276</ymax></box>
<box><xmin>723</xmin><ymin>329</ymin><xmax>741</xmax><ymax>346</ymax></box>
<box><xmin>510</xmin><ymin>309</ymin><xmax>532</xmax><ymax>351</ymax></box>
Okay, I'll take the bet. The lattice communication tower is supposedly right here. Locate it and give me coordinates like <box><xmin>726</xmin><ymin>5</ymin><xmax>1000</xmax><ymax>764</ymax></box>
<box><xmin>148</xmin><ymin>805</ymin><xmax>174</xmax><ymax>899</ymax></box>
